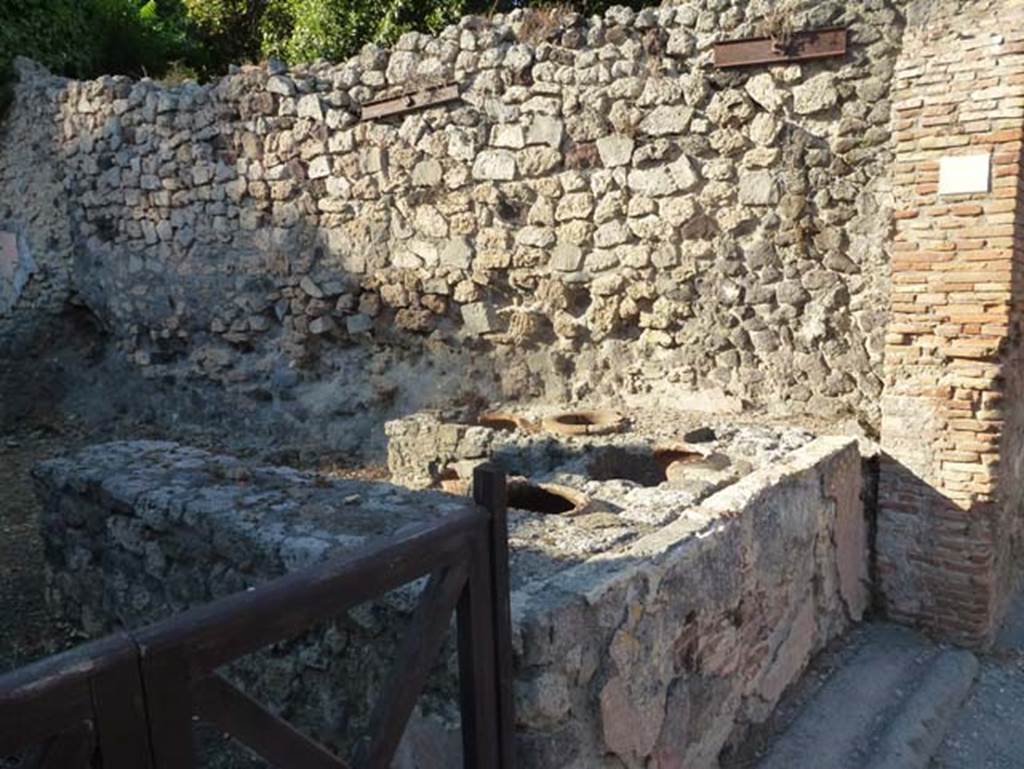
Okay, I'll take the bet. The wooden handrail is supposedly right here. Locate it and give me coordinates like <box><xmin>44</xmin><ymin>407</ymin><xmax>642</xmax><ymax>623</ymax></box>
<box><xmin>0</xmin><ymin>465</ymin><xmax>515</xmax><ymax>769</ymax></box>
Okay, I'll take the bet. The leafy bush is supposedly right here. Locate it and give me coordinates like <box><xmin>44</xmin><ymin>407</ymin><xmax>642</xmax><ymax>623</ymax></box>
<box><xmin>0</xmin><ymin>0</ymin><xmax>95</xmax><ymax>78</ymax></box>
<box><xmin>181</xmin><ymin>0</ymin><xmax>265</xmax><ymax>74</ymax></box>
<box><xmin>0</xmin><ymin>0</ymin><xmax>661</xmax><ymax>94</ymax></box>
<box><xmin>0</xmin><ymin>0</ymin><xmax>201</xmax><ymax>80</ymax></box>
<box><xmin>260</xmin><ymin>0</ymin><xmax>471</xmax><ymax>64</ymax></box>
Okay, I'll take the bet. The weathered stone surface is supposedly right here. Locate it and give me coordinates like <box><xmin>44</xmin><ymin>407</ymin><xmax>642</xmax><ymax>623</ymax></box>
<box><xmin>550</xmin><ymin>243</ymin><xmax>584</xmax><ymax>272</ymax></box>
<box><xmin>0</xmin><ymin>0</ymin><xmax>902</xmax><ymax>447</ymax></box>
<box><xmin>296</xmin><ymin>93</ymin><xmax>324</xmax><ymax>120</ymax></box>
<box><xmin>266</xmin><ymin>75</ymin><xmax>295</xmax><ymax>96</ymax></box>
<box><xmin>412</xmin><ymin>159</ymin><xmax>443</xmax><ymax>186</ymax></box>
<box><xmin>793</xmin><ymin>73</ymin><xmax>838</xmax><ymax>115</ymax></box>
<box><xmin>639</xmin><ymin>105</ymin><xmax>693</xmax><ymax>136</ymax></box>
<box><xmin>0</xmin><ymin>231</ymin><xmax>35</xmax><ymax>315</ymax></box>
<box><xmin>738</xmin><ymin>170</ymin><xmax>780</xmax><ymax>206</ymax></box>
<box><xmin>461</xmin><ymin>302</ymin><xmax>500</xmax><ymax>334</ymax></box>
<box><xmin>39</xmin><ymin>426</ymin><xmax>866</xmax><ymax>769</ymax></box>
<box><xmin>35</xmin><ymin>441</ymin><xmax>473</xmax><ymax>763</ymax></box>
<box><xmin>527</xmin><ymin>116</ymin><xmax>564</xmax><ymax>148</ymax></box>
<box><xmin>596</xmin><ymin>134</ymin><xmax>634</xmax><ymax>168</ymax></box>
<box><xmin>627</xmin><ymin>155</ymin><xmax>698</xmax><ymax>196</ymax></box>
<box><xmin>472</xmin><ymin>149</ymin><xmax>516</xmax><ymax>180</ymax></box>
<box><xmin>746</xmin><ymin>72</ymin><xmax>783</xmax><ymax>111</ymax></box>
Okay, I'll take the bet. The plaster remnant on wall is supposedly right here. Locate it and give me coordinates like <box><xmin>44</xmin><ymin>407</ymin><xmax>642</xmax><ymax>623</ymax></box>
<box><xmin>0</xmin><ymin>230</ymin><xmax>36</xmax><ymax>316</ymax></box>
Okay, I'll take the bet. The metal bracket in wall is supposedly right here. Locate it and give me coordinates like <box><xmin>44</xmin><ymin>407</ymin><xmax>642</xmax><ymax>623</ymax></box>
<box><xmin>359</xmin><ymin>83</ymin><xmax>461</xmax><ymax>121</ymax></box>
<box><xmin>713</xmin><ymin>27</ymin><xmax>848</xmax><ymax>69</ymax></box>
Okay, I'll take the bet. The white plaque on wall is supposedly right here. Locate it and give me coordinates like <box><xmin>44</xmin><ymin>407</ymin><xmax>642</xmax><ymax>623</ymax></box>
<box><xmin>938</xmin><ymin>153</ymin><xmax>991</xmax><ymax>196</ymax></box>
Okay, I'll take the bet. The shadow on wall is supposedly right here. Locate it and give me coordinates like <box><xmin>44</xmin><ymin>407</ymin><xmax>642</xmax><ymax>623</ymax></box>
<box><xmin>876</xmin><ymin>454</ymin><xmax>1003</xmax><ymax>647</ymax></box>
<box><xmin>14</xmin><ymin>0</ymin><xmax>905</xmax><ymax>459</ymax></box>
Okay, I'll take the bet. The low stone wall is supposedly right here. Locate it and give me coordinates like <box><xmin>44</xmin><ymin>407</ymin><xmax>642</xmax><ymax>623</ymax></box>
<box><xmin>36</xmin><ymin>435</ymin><xmax>867</xmax><ymax>768</ymax></box>
<box><xmin>34</xmin><ymin>441</ymin><xmax>472</xmax><ymax>765</ymax></box>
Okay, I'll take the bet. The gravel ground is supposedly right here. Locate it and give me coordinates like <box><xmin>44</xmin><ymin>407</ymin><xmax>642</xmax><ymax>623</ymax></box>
<box><xmin>930</xmin><ymin>592</ymin><xmax>1024</xmax><ymax>769</ymax></box>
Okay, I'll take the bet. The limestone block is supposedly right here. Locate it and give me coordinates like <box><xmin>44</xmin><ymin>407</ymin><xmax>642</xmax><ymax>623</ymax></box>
<box><xmin>297</xmin><ymin>94</ymin><xmax>324</xmax><ymax>120</ymax></box>
<box><xmin>461</xmin><ymin>302</ymin><xmax>500</xmax><ymax>335</ymax></box>
<box><xmin>639</xmin><ymin>105</ymin><xmax>693</xmax><ymax>136</ymax></box>
<box><xmin>793</xmin><ymin>73</ymin><xmax>838</xmax><ymax>115</ymax></box>
<box><xmin>518</xmin><ymin>146</ymin><xmax>561</xmax><ymax>176</ymax></box>
<box><xmin>666</xmin><ymin>28</ymin><xmax>695</xmax><ymax>57</ymax></box>
<box><xmin>309</xmin><ymin>315</ymin><xmax>336</xmax><ymax>334</ymax></box>
<box><xmin>627</xmin><ymin>155</ymin><xmax>697</xmax><ymax>197</ymax></box>
<box><xmin>346</xmin><ymin>313</ymin><xmax>374</xmax><ymax>334</ymax></box>
<box><xmin>596</xmin><ymin>134</ymin><xmax>634</xmax><ymax>167</ymax></box>
<box><xmin>550</xmin><ymin>243</ymin><xmax>584</xmax><ymax>272</ymax></box>
<box><xmin>266</xmin><ymin>75</ymin><xmax>295</xmax><ymax>96</ymax></box>
<box><xmin>472</xmin><ymin>150</ymin><xmax>517</xmax><ymax>181</ymax></box>
<box><xmin>490</xmin><ymin>124</ymin><xmax>525</xmax><ymax>149</ymax></box>
<box><xmin>516</xmin><ymin>226</ymin><xmax>556</xmax><ymax>248</ymax></box>
<box><xmin>738</xmin><ymin>170</ymin><xmax>780</xmax><ymax>206</ymax></box>
<box><xmin>527</xmin><ymin>116</ymin><xmax>564</xmax><ymax>148</ymax></box>
<box><xmin>555</xmin><ymin>192</ymin><xmax>595</xmax><ymax>221</ymax></box>
<box><xmin>440</xmin><ymin>238</ymin><xmax>473</xmax><ymax>269</ymax></box>
<box><xmin>308</xmin><ymin>156</ymin><xmax>332</xmax><ymax>179</ymax></box>
<box><xmin>745</xmin><ymin>73</ymin><xmax>785</xmax><ymax>112</ymax></box>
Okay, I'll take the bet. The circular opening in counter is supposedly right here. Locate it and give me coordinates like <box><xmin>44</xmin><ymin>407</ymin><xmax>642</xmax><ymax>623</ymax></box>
<box><xmin>478</xmin><ymin>412</ymin><xmax>523</xmax><ymax>432</ymax></box>
<box><xmin>507</xmin><ymin>480</ymin><xmax>588</xmax><ymax>515</ymax></box>
<box><xmin>541</xmin><ymin>409</ymin><xmax>625</xmax><ymax>436</ymax></box>
<box><xmin>658</xmin><ymin>449</ymin><xmax>732</xmax><ymax>484</ymax></box>
<box><xmin>653</xmin><ymin>446</ymin><xmax>704</xmax><ymax>471</ymax></box>
<box><xmin>587</xmin><ymin>447</ymin><xmax>665</xmax><ymax>487</ymax></box>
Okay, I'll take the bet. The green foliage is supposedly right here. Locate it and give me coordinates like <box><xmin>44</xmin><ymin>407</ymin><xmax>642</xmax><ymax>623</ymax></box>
<box><xmin>182</xmin><ymin>0</ymin><xmax>265</xmax><ymax>74</ymax></box>
<box><xmin>260</xmin><ymin>0</ymin><xmax>470</xmax><ymax>64</ymax></box>
<box><xmin>0</xmin><ymin>0</ymin><xmax>662</xmax><ymax>93</ymax></box>
<box><xmin>0</xmin><ymin>0</ymin><xmax>95</xmax><ymax>78</ymax></box>
<box><xmin>0</xmin><ymin>0</ymin><xmax>202</xmax><ymax>81</ymax></box>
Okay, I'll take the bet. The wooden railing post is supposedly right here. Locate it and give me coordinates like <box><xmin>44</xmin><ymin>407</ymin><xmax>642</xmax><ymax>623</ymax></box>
<box><xmin>136</xmin><ymin>646</ymin><xmax>194</xmax><ymax>769</ymax></box>
<box><xmin>90</xmin><ymin>633</ymin><xmax>152</xmax><ymax>769</ymax></box>
<box><xmin>456</xmin><ymin>526</ymin><xmax>500</xmax><ymax>768</ymax></box>
<box><xmin>473</xmin><ymin>464</ymin><xmax>515</xmax><ymax>769</ymax></box>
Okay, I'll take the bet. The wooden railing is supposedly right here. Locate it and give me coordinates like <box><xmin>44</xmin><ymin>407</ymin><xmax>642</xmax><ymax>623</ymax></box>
<box><xmin>0</xmin><ymin>465</ymin><xmax>514</xmax><ymax>769</ymax></box>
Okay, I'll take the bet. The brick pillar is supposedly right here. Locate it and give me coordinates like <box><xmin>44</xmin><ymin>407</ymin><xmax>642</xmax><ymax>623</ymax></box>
<box><xmin>878</xmin><ymin>0</ymin><xmax>1024</xmax><ymax>646</ymax></box>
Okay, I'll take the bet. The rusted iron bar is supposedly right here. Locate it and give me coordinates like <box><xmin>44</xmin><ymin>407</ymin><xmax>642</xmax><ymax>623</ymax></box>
<box><xmin>714</xmin><ymin>27</ymin><xmax>848</xmax><ymax>69</ymax></box>
<box><xmin>360</xmin><ymin>82</ymin><xmax>460</xmax><ymax>121</ymax></box>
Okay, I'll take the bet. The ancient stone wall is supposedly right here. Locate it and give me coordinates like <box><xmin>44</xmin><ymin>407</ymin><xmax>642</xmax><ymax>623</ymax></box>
<box><xmin>877</xmin><ymin>0</ymin><xmax>1024</xmax><ymax>646</ymax></box>
<box><xmin>0</xmin><ymin>1</ymin><xmax>902</xmax><ymax>433</ymax></box>
<box><xmin>35</xmin><ymin>436</ymin><xmax>866</xmax><ymax>768</ymax></box>
<box><xmin>0</xmin><ymin>59</ymin><xmax>77</xmax><ymax>355</ymax></box>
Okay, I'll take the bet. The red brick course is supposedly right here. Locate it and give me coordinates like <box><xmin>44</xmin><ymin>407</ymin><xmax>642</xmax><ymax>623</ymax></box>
<box><xmin>879</xmin><ymin>0</ymin><xmax>1024</xmax><ymax>646</ymax></box>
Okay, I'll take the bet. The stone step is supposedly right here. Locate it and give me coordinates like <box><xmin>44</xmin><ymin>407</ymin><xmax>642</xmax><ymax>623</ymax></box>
<box><xmin>757</xmin><ymin>624</ymin><xmax>978</xmax><ymax>769</ymax></box>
